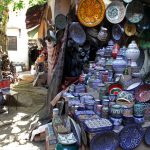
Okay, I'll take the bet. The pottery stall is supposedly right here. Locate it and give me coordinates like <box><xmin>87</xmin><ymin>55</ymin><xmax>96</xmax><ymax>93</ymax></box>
<box><xmin>43</xmin><ymin>0</ymin><xmax>150</xmax><ymax>149</ymax></box>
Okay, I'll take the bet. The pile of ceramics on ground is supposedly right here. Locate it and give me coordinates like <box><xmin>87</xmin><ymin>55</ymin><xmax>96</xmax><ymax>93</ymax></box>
<box><xmin>60</xmin><ymin>39</ymin><xmax>150</xmax><ymax>149</ymax></box>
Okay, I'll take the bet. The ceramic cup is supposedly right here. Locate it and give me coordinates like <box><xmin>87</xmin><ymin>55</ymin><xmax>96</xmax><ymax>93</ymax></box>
<box><xmin>134</xmin><ymin>103</ymin><xmax>145</xmax><ymax>117</ymax></box>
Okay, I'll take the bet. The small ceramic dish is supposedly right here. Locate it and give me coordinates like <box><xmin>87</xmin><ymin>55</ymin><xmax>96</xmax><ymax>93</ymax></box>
<box><xmin>90</xmin><ymin>131</ymin><xmax>119</xmax><ymax>150</ymax></box>
<box><xmin>106</xmin><ymin>1</ymin><xmax>126</xmax><ymax>24</ymax></box>
<box><xmin>119</xmin><ymin>124</ymin><xmax>144</xmax><ymax>150</ymax></box>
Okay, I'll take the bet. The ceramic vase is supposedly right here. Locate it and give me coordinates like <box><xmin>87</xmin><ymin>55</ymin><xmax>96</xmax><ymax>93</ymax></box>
<box><xmin>134</xmin><ymin>103</ymin><xmax>145</xmax><ymax>117</ymax></box>
<box><xmin>122</xmin><ymin>105</ymin><xmax>133</xmax><ymax>117</ymax></box>
<box><xmin>112</xmin><ymin>56</ymin><xmax>127</xmax><ymax>75</ymax></box>
<box><xmin>126</xmin><ymin>41</ymin><xmax>140</xmax><ymax>67</ymax></box>
<box><xmin>110</xmin><ymin>104</ymin><xmax>123</xmax><ymax>118</ymax></box>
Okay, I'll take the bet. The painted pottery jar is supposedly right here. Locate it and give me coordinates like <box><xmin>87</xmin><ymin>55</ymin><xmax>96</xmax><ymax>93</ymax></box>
<box><xmin>112</xmin><ymin>56</ymin><xmax>127</xmax><ymax>75</ymax></box>
<box><xmin>96</xmin><ymin>57</ymin><xmax>106</xmax><ymax>67</ymax></box>
<box><xmin>112</xmin><ymin>43</ymin><xmax>120</xmax><ymax>59</ymax></box>
<box><xmin>110</xmin><ymin>104</ymin><xmax>123</xmax><ymax>118</ymax></box>
<box><xmin>102</xmin><ymin>99</ymin><xmax>110</xmax><ymax>107</ymax></box>
<box><xmin>126</xmin><ymin>41</ymin><xmax>140</xmax><ymax>67</ymax></box>
<box><xmin>134</xmin><ymin>103</ymin><xmax>145</xmax><ymax>117</ymax></box>
<box><xmin>122</xmin><ymin>105</ymin><xmax>133</xmax><ymax>117</ymax></box>
<box><xmin>97</xmin><ymin>27</ymin><xmax>108</xmax><ymax>42</ymax></box>
<box><xmin>118</xmin><ymin>46</ymin><xmax>127</xmax><ymax>59</ymax></box>
<box><xmin>102</xmin><ymin>106</ymin><xmax>109</xmax><ymax>118</ymax></box>
<box><xmin>105</xmin><ymin>58</ymin><xmax>113</xmax><ymax>70</ymax></box>
<box><xmin>98</xmin><ymin>84</ymin><xmax>107</xmax><ymax>100</ymax></box>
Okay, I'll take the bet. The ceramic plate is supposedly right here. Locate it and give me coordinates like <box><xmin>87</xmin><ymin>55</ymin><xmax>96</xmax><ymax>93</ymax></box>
<box><xmin>144</xmin><ymin>127</ymin><xmax>150</xmax><ymax>146</ymax></box>
<box><xmin>135</xmin><ymin>84</ymin><xmax>150</xmax><ymax>102</ymax></box>
<box><xmin>55</xmin><ymin>14</ymin><xmax>67</xmax><ymax>29</ymax></box>
<box><xmin>124</xmin><ymin>22</ymin><xmax>136</xmax><ymax>36</ymax></box>
<box><xmin>108</xmin><ymin>83</ymin><xmax>123</xmax><ymax>95</ymax></box>
<box><xmin>77</xmin><ymin>0</ymin><xmax>105</xmax><ymax>27</ymax></box>
<box><xmin>119</xmin><ymin>124</ymin><xmax>144</xmax><ymax>150</ymax></box>
<box><xmin>90</xmin><ymin>131</ymin><xmax>119</xmax><ymax>150</ymax></box>
<box><xmin>126</xmin><ymin>1</ymin><xmax>144</xmax><ymax>23</ymax></box>
<box><xmin>69</xmin><ymin>22</ymin><xmax>86</xmax><ymax>45</ymax></box>
<box><xmin>123</xmin><ymin>78</ymin><xmax>142</xmax><ymax>91</ymax></box>
<box><xmin>112</xmin><ymin>24</ymin><xmax>123</xmax><ymax>40</ymax></box>
<box><xmin>106</xmin><ymin>1</ymin><xmax>126</xmax><ymax>24</ymax></box>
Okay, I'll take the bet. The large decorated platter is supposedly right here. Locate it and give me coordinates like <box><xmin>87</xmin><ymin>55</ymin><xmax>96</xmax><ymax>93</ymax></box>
<box><xmin>77</xmin><ymin>0</ymin><xmax>105</xmax><ymax>27</ymax></box>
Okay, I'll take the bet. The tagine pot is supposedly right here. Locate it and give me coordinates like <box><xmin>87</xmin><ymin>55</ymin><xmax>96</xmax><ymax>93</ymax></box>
<box><xmin>126</xmin><ymin>41</ymin><xmax>140</xmax><ymax>67</ymax></box>
<box><xmin>112</xmin><ymin>56</ymin><xmax>127</xmax><ymax>75</ymax></box>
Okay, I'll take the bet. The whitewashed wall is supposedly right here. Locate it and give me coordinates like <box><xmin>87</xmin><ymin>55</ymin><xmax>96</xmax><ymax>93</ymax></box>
<box><xmin>6</xmin><ymin>8</ymin><xmax>29</xmax><ymax>69</ymax></box>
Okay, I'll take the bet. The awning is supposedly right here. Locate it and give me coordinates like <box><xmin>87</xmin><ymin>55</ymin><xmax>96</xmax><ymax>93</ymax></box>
<box><xmin>27</xmin><ymin>25</ymin><xmax>39</xmax><ymax>39</ymax></box>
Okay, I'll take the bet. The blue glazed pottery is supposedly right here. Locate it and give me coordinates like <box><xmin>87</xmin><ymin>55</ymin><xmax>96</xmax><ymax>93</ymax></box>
<box><xmin>119</xmin><ymin>124</ymin><xmax>144</xmax><ymax>150</ymax></box>
<box><xmin>56</xmin><ymin>143</ymin><xmax>78</xmax><ymax>150</ymax></box>
<box><xmin>134</xmin><ymin>116</ymin><xmax>145</xmax><ymax>124</ymax></box>
<box><xmin>134</xmin><ymin>103</ymin><xmax>145</xmax><ymax>117</ymax></box>
<box><xmin>122</xmin><ymin>105</ymin><xmax>133</xmax><ymax>117</ymax></box>
<box><xmin>110</xmin><ymin>104</ymin><xmax>123</xmax><ymax>118</ymax></box>
<box><xmin>90</xmin><ymin>131</ymin><xmax>119</xmax><ymax>150</ymax></box>
<box><xmin>112</xmin><ymin>56</ymin><xmax>127</xmax><ymax>75</ymax></box>
<box><xmin>122</xmin><ymin>116</ymin><xmax>135</xmax><ymax>126</ymax></box>
<box><xmin>110</xmin><ymin>117</ymin><xmax>122</xmax><ymax>126</ymax></box>
<box><xmin>144</xmin><ymin>127</ymin><xmax>150</xmax><ymax>146</ymax></box>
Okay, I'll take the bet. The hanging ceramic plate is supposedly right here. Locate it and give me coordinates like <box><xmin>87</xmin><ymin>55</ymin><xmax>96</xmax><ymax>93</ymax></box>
<box><xmin>106</xmin><ymin>1</ymin><xmax>126</xmax><ymax>24</ymax></box>
<box><xmin>90</xmin><ymin>131</ymin><xmax>119</xmax><ymax>150</ymax></box>
<box><xmin>112</xmin><ymin>24</ymin><xmax>124</xmax><ymax>40</ymax></box>
<box><xmin>69</xmin><ymin>22</ymin><xmax>86</xmax><ymax>45</ymax></box>
<box><xmin>126</xmin><ymin>1</ymin><xmax>144</xmax><ymax>23</ymax></box>
<box><xmin>137</xmin><ymin>16</ymin><xmax>150</xmax><ymax>30</ymax></box>
<box><xmin>55</xmin><ymin>14</ymin><xmax>67</xmax><ymax>29</ymax></box>
<box><xmin>123</xmin><ymin>0</ymin><xmax>133</xmax><ymax>3</ymax></box>
<box><xmin>135</xmin><ymin>84</ymin><xmax>150</xmax><ymax>102</ymax></box>
<box><xmin>119</xmin><ymin>124</ymin><xmax>144</xmax><ymax>150</ymax></box>
<box><xmin>124</xmin><ymin>22</ymin><xmax>136</xmax><ymax>36</ymax></box>
<box><xmin>77</xmin><ymin>0</ymin><xmax>105</xmax><ymax>27</ymax></box>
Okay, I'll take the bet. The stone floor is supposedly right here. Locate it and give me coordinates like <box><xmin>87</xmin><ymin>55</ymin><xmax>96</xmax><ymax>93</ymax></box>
<box><xmin>0</xmin><ymin>73</ymin><xmax>47</xmax><ymax>150</ymax></box>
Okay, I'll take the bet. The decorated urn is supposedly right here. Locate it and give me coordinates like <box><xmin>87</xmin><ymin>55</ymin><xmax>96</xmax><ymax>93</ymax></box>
<box><xmin>112</xmin><ymin>55</ymin><xmax>127</xmax><ymax>75</ymax></box>
<box><xmin>126</xmin><ymin>41</ymin><xmax>140</xmax><ymax>67</ymax></box>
